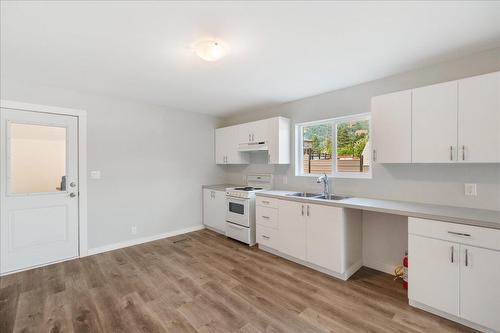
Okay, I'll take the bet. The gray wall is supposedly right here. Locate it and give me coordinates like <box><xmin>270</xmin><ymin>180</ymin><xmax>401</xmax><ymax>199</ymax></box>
<box><xmin>220</xmin><ymin>47</ymin><xmax>500</xmax><ymax>211</ymax></box>
<box><xmin>219</xmin><ymin>47</ymin><xmax>500</xmax><ymax>273</ymax></box>
<box><xmin>1</xmin><ymin>81</ymin><xmax>226</xmax><ymax>250</ymax></box>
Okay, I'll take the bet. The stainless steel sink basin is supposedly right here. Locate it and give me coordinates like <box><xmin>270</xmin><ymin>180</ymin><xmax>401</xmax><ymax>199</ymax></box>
<box><xmin>286</xmin><ymin>192</ymin><xmax>322</xmax><ymax>198</ymax></box>
<box><xmin>317</xmin><ymin>194</ymin><xmax>351</xmax><ymax>200</ymax></box>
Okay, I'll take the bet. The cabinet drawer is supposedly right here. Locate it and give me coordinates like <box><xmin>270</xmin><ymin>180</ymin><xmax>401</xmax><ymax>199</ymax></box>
<box><xmin>256</xmin><ymin>225</ymin><xmax>280</xmax><ymax>250</ymax></box>
<box><xmin>256</xmin><ymin>206</ymin><xmax>278</xmax><ymax>229</ymax></box>
<box><xmin>256</xmin><ymin>196</ymin><xmax>278</xmax><ymax>208</ymax></box>
<box><xmin>409</xmin><ymin>217</ymin><xmax>500</xmax><ymax>251</ymax></box>
<box><xmin>225</xmin><ymin>223</ymin><xmax>254</xmax><ymax>245</ymax></box>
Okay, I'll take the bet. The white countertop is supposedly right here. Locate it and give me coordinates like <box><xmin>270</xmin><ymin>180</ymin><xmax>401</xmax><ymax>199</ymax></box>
<box><xmin>202</xmin><ymin>184</ymin><xmax>242</xmax><ymax>191</ymax></box>
<box><xmin>257</xmin><ymin>190</ymin><xmax>500</xmax><ymax>230</ymax></box>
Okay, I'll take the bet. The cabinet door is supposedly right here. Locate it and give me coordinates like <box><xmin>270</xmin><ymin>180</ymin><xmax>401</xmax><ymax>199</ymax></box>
<box><xmin>215</xmin><ymin>127</ymin><xmax>229</xmax><ymax>164</ymax></box>
<box><xmin>458</xmin><ymin>71</ymin><xmax>500</xmax><ymax>163</ymax></box>
<box><xmin>408</xmin><ymin>235</ymin><xmax>459</xmax><ymax>316</ymax></box>
<box><xmin>306</xmin><ymin>204</ymin><xmax>344</xmax><ymax>273</ymax></box>
<box><xmin>412</xmin><ymin>81</ymin><xmax>458</xmax><ymax>163</ymax></box>
<box><xmin>203</xmin><ymin>189</ymin><xmax>217</xmax><ymax>228</ymax></box>
<box><xmin>371</xmin><ymin>90</ymin><xmax>412</xmax><ymax>163</ymax></box>
<box><xmin>212</xmin><ymin>190</ymin><xmax>227</xmax><ymax>232</ymax></box>
<box><xmin>460</xmin><ymin>245</ymin><xmax>500</xmax><ymax>331</ymax></box>
<box><xmin>277</xmin><ymin>200</ymin><xmax>306</xmax><ymax>260</ymax></box>
<box><xmin>252</xmin><ymin>119</ymin><xmax>270</xmax><ymax>143</ymax></box>
<box><xmin>237</xmin><ymin>122</ymin><xmax>252</xmax><ymax>144</ymax></box>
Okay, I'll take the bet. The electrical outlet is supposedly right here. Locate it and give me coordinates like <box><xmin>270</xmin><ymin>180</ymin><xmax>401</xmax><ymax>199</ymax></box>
<box><xmin>464</xmin><ymin>183</ymin><xmax>477</xmax><ymax>196</ymax></box>
<box><xmin>131</xmin><ymin>226</ymin><xmax>137</xmax><ymax>235</ymax></box>
<box><xmin>90</xmin><ymin>170</ymin><xmax>101</xmax><ymax>179</ymax></box>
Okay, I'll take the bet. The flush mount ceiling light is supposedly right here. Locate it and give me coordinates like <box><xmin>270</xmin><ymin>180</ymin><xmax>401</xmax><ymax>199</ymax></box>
<box><xmin>193</xmin><ymin>39</ymin><xmax>229</xmax><ymax>62</ymax></box>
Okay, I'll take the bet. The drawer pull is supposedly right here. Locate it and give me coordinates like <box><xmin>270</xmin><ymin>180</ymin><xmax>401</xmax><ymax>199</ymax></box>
<box><xmin>261</xmin><ymin>200</ymin><xmax>270</xmax><ymax>204</ymax></box>
<box><xmin>227</xmin><ymin>224</ymin><xmax>244</xmax><ymax>230</ymax></box>
<box><xmin>447</xmin><ymin>231</ymin><xmax>471</xmax><ymax>237</ymax></box>
<box><xmin>465</xmin><ymin>249</ymin><xmax>469</xmax><ymax>267</ymax></box>
<box><xmin>261</xmin><ymin>216</ymin><xmax>270</xmax><ymax>219</ymax></box>
<box><xmin>261</xmin><ymin>235</ymin><xmax>270</xmax><ymax>239</ymax></box>
<box><xmin>450</xmin><ymin>246</ymin><xmax>454</xmax><ymax>263</ymax></box>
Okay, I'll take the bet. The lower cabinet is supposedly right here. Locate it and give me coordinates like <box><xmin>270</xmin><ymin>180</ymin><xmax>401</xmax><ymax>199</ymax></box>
<box><xmin>306</xmin><ymin>203</ymin><xmax>344</xmax><ymax>273</ymax></box>
<box><xmin>202</xmin><ymin>189</ymin><xmax>226</xmax><ymax>233</ymax></box>
<box><xmin>409</xmin><ymin>217</ymin><xmax>500</xmax><ymax>332</ymax></box>
<box><xmin>256</xmin><ymin>197</ymin><xmax>362</xmax><ymax>280</ymax></box>
<box><xmin>277</xmin><ymin>200</ymin><xmax>306</xmax><ymax>260</ymax></box>
<box><xmin>460</xmin><ymin>245</ymin><xmax>500</xmax><ymax>331</ymax></box>
<box><xmin>408</xmin><ymin>235</ymin><xmax>459</xmax><ymax>316</ymax></box>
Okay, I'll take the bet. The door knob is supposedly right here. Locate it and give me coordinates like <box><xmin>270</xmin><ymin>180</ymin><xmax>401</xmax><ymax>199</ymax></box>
<box><xmin>69</xmin><ymin>192</ymin><xmax>77</xmax><ymax>198</ymax></box>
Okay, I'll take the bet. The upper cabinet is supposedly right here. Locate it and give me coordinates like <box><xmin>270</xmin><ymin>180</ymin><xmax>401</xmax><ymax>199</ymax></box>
<box><xmin>215</xmin><ymin>125</ymin><xmax>249</xmax><ymax>165</ymax></box>
<box><xmin>412</xmin><ymin>81</ymin><xmax>458</xmax><ymax>163</ymax></box>
<box><xmin>458</xmin><ymin>72</ymin><xmax>500</xmax><ymax>163</ymax></box>
<box><xmin>371</xmin><ymin>71</ymin><xmax>500</xmax><ymax>164</ymax></box>
<box><xmin>371</xmin><ymin>90</ymin><xmax>412</xmax><ymax>163</ymax></box>
<box><xmin>215</xmin><ymin>116</ymin><xmax>290</xmax><ymax>165</ymax></box>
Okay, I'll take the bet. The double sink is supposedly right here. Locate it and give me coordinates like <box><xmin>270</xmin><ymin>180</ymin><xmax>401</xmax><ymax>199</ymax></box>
<box><xmin>286</xmin><ymin>192</ymin><xmax>350</xmax><ymax>201</ymax></box>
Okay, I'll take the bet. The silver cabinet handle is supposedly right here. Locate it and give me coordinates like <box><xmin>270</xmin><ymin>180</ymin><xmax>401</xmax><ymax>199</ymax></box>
<box><xmin>69</xmin><ymin>192</ymin><xmax>77</xmax><ymax>198</ymax></box>
<box><xmin>261</xmin><ymin>235</ymin><xmax>270</xmax><ymax>239</ymax></box>
<box><xmin>447</xmin><ymin>231</ymin><xmax>471</xmax><ymax>237</ymax></box>
<box><xmin>450</xmin><ymin>146</ymin><xmax>453</xmax><ymax>161</ymax></box>
<box><xmin>252</xmin><ymin>134</ymin><xmax>255</xmax><ymax>141</ymax></box>
<box><xmin>465</xmin><ymin>248</ymin><xmax>469</xmax><ymax>267</ymax></box>
<box><xmin>450</xmin><ymin>246</ymin><xmax>454</xmax><ymax>263</ymax></box>
<box><xmin>373</xmin><ymin>149</ymin><xmax>377</xmax><ymax>162</ymax></box>
<box><xmin>261</xmin><ymin>200</ymin><xmax>269</xmax><ymax>204</ymax></box>
<box><xmin>307</xmin><ymin>205</ymin><xmax>310</xmax><ymax>217</ymax></box>
<box><xmin>301</xmin><ymin>205</ymin><xmax>304</xmax><ymax>216</ymax></box>
<box><xmin>249</xmin><ymin>134</ymin><xmax>251</xmax><ymax>142</ymax></box>
<box><xmin>462</xmin><ymin>145</ymin><xmax>465</xmax><ymax>161</ymax></box>
<box><xmin>261</xmin><ymin>216</ymin><xmax>270</xmax><ymax>219</ymax></box>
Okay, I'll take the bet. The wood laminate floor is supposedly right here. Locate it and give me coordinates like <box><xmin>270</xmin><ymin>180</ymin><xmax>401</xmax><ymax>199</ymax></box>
<box><xmin>1</xmin><ymin>229</ymin><xmax>476</xmax><ymax>333</ymax></box>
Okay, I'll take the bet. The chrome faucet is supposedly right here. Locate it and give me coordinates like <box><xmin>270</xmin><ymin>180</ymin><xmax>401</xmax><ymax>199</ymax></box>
<box><xmin>316</xmin><ymin>173</ymin><xmax>330</xmax><ymax>199</ymax></box>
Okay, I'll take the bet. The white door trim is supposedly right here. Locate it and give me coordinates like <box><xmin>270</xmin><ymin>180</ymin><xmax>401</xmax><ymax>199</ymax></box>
<box><xmin>0</xmin><ymin>100</ymin><xmax>88</xmax><ymax>265</ymax></box>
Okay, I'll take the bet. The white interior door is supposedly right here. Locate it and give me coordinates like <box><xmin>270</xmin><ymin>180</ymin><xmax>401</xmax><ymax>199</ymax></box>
<box><xmin>1</xmin><ymin>108</ymin><xmax>79</xmax><ymax>274</ymax></box>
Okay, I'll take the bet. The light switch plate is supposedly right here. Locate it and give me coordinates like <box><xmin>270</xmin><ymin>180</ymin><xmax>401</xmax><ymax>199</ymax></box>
<box><xmin>464</xmin><ymin>183</ymin><xmax>477</xmax><ymax>196</ymax></box>
<box><xmin>90</xmin><ymin>170</ymin><xmax>101</xmax><ymax>179</ymax></box>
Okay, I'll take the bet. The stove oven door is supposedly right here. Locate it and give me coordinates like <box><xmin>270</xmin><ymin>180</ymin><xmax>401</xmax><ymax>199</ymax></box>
<box><xmin>226</xmin><ymin>196</ymin><xmax>250</xmax><ymax>227</ymax></box>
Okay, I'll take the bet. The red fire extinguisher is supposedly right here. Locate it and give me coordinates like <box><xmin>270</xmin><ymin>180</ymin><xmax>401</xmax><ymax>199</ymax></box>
<box><xmin>402</xmin><ymin>251</ymin><xmax>408</xmax><ymax>289</ymax></box>
<box><xmin>395</xmin><ymin>250</ymin><xmax>408</xmax><ymax>289</ymax></box>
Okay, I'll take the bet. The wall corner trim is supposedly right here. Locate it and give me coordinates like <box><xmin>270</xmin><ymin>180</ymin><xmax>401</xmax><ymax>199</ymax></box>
<box><xmin>87</xmin><ymin>225</ymin><xmax>205</xmax><ymax>256</ymax></box>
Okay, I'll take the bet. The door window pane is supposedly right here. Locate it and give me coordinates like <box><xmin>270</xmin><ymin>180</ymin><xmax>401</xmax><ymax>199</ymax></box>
<box><xmin>9</xmin><ymin>123</ymin><xmax>67</xmax><ymax>193</ymax></box>
<box><xmin>335</xmin><ymin>119</ymin><xmax>370</xmax><ymax>173</ymax></box>
<box><xmin>302</xmin><ymin>123</ymin><xmax>333</xmax><ymax>174</ymax></box>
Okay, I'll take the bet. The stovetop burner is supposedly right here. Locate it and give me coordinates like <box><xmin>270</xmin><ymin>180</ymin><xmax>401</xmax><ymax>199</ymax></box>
<box><xmin>234</xmin><ymin>186</ymin><xmax>263</xmax><ymax>191</ymax></box>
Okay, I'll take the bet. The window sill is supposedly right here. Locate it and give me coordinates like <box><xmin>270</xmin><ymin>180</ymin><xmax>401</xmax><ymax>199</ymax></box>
<box><xmin>295</xmin><ymin>172</ymin><xmax>372</xmax><ymax>179</ymax></box>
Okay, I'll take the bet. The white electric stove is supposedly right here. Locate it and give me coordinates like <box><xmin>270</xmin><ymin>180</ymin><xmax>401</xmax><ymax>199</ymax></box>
<box><xmin>225</xmin><ymin>174</ymin><xmax>273</xmax><ymax>245</ymax></box>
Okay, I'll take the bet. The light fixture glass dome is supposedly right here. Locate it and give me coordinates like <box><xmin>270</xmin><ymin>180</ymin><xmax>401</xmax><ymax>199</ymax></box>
<box><xmin>193</xmin><ymin>40</ymin><xmax>229</xmax><ymax>62</ymax></box>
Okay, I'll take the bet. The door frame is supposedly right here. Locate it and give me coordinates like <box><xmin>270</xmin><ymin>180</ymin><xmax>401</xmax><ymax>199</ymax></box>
<box><xmin>0</xmin><ymin>100</ymin><xmax>88</xmax><ymax>273</ymax></box>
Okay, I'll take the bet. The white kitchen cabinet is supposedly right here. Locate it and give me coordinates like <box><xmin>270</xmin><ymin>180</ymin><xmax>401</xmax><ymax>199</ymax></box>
<box><xmin>306</xmin><ymin>204</ymin><xmax>344</xmax><ymax>273</ymax></box>
<box><xmin>216</xmin><ymin>116</ymin><xmax>290</xmax><ymax>165</ymax></box>
<box><xmin>215</xmin><ymin>126</ymin><xmax>249</xmax><ymax>164</ymax></box>
<box><xmin>371</xmin><ymin>90</ymin><xmax>412</xmax><ymax>163</ymax></box>
<box><xmin>267</xmin><ymin>117</ymin><xmax>290</xmax><ymax>164</ymax></box>
<box><xmin>412</xmin><ymin>81</ymin><xmax>458</xmax><ymax>163</ymax></box>
<box><xmin>408</xmin><ymin>217</ymin><xmax>500</xmax><ymax>332</ymax></box>
<box><xmin>408</xmin><ymin>234</ymin><xmax>460</xmax><ymax>316</ymax></box>
<box><xmin>458</xmin><ymin>71</ymin><xmax>500</xmax><ymax>163</ymax></box>
<box><xmin>257</xmin><ymin>198</ymin><xmax>362</xmax><ymax>280</ymax></box>
<box><xmin>277</xmin><ymin>199</ymin><xmax>306</xmax><ymax>260</ymax></box>
<box><xmin>202</xmin><ymin>189</ymin><xmax>226</xmax><ymax>233</ymax></box>
<box><xmin>460</xmin><ymin>245</ymin><xmax>500</xmax><ymax>331</ymax></box>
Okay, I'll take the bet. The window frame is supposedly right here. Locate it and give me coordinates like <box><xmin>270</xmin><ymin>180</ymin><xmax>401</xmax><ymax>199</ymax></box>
<box><xmin>295</xmin><ymin>113</ymin><xmax>372</xmax><ymax>179</ymax></box>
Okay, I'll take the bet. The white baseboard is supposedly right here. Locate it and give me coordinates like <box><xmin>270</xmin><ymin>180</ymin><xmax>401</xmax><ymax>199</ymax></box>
<box><xmin>362</xmin><ymin>261</ymin><xmax>397</xmax><ymax>276</ymax></box>
<box><xmin>87</xmin><ymin>225</ymin><xmax>205</xmax><ymax>256</ymax></box>
<box><xmin>409</xmin><ymin>299</ymin><xmax>497</xmax><ymax>333</ymax></box>
<box><xmin>259</xmin><ymin>245</ymin><xmax>363</xmax><ymax>281</ymax></box>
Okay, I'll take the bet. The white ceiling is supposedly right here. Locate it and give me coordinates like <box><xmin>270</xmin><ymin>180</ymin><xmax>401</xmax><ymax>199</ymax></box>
<box><xmin>1</xmin><ymin>1</ymin><xmax>500</xmax><ymax>116</ymax></box>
